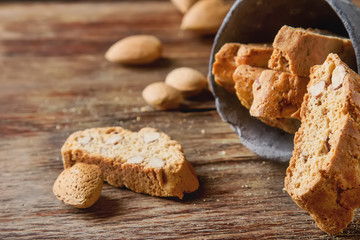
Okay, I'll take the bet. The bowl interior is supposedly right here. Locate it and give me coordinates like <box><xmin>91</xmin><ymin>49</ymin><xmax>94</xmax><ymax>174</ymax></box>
<box><xmin>209</xmin><ymin>0</ymin><xmax>360</xmax><ymax>161</ymax></box>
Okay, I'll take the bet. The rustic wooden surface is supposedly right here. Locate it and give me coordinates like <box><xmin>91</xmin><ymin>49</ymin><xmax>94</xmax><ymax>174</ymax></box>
<box><xmin>1</xmin><ymin>0</ymin><xmax>360</xmax><ymax>239</ymax></box>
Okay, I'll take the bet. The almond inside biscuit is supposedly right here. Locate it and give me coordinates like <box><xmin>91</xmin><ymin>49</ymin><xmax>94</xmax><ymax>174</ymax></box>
<box><xmin>105</xmin><ymin>135</ymin><xmax>123</xmax><ymax>145</ymax></box>
<box><xmin>77</xmin><ymin>136</ymin><xmax>92</xmax><ymax>146</ymax></box>
<box><xmin>331</xmin><ymin>65</ymin><xmax>347</xmax><ymax>90</ymax></box>
<box><xmin>148</xmin><ymin>157</ymin><xmax>165</xmax><ymax>168</ymax></box>
<box><xmin>143</xmin><ymin>132</ymin><xmax>160</xmax><ymax>143</ymax></box>
<box><xmin>128</xmin><ymin>155</ymin><xmax>144</xmax><ymax>164</ymax></box>
<box><xmin>308</xmin><ymin>80</ymin><xmax>325</xmax><ymax>97</ymax></box>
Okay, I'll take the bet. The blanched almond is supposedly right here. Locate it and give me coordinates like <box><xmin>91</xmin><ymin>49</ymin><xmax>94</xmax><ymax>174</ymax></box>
<box><xmin>332</xmin><ymin>65</ymin><xmax>347</xmax><ymax>90</ymax></box>
<box><xmin>181</xmin><ymin>0</ymin><xmax>231</xmax><ymax>34</ymax></box>
<box><xmin>171</xmin><ymin>0</ymin><xmax>198</xmax><ymax>13</ymax></box>
<box><xmin>165</xmin><ymin>67</ymin><xmax>207</xmax><ymax>97</ymax></box>
<box><xmin>143</xmin><ymin>132</ymin><xmax>160</xmax><ymax>143</ymax></box>
<box><xmin>105</xmin><ymin>135</ymin><xmax>123</xmax><ymax>145</ymax></box>
<box><xmin>308</xmin><ymin>81</ymin><xmax>325</xmax><ymax>97</ymax></box>
<box><xmin>105</xmin><ymin>35</ymin><xmax>162</xmax><ymax>65</ymax></box>
<box><xmin>77</xmin><ymin>136</ymin><xmax>92</xmax><ymax>146</ymax></box>
<box><xmin>128</xmin><ymin>155</ymin><xmax>144</xmax><ymax>164</ymax></box>
<box><xmin>142</xmin><ymin>82</ymin><xmax>183</xmax><ymax>110</ymax></box>
<box><xmin>148</xmin><ymin>157</ymin><xmax>165</xmax><ymax>168</ymax></box>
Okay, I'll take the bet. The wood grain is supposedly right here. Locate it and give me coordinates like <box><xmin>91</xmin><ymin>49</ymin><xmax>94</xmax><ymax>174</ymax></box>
<box><xmin>1</xmin><ymin>1</ymin><xmax>360</xmax><ymax>239</ymax></box>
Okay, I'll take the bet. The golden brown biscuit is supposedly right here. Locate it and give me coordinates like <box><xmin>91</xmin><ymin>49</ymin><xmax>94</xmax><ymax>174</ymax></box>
<box><xmin>236</xmin><ymin>43</ymin><xmax>273</xmax><ymax>68</ymax></box>
<box><xmin>268</xmin><ymin>25</ymin><xmax>356</xmax><ymax>77</ymax></box>
<box><xmin>212</xmin><ymin>43</ymin><xmax>241</xmax><ymax>93</ymax></box>
<box><xmin>213</xmin><ymin>43</ymin><xmax>273</xmax><ymax>93</ymax></box>
<box><xmin>233</xmin><ymin>65</ymin><xmax>300</xmax><ymax>134</ymax></box>
<box><xmin>233</xmin><ymin>64</ymin><xmax>265</xmax><ymax>109</ymax></box>
<box><xmin>250</xmin><ymin>69</ymin><xmax>309</xmax><ymax>119</ymax></box>
<box><xmin>285</xmin><ymin>54</ymin><xmax>360</xmax><ymax>234</ymax></box>
<box><xmin>61</xmin><ymin>127</ymin><xmax>199</xmax><ymax>199</ymax></box>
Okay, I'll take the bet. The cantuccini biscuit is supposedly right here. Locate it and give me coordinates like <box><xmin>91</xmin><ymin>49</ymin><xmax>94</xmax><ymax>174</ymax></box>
<box><xmin>233</xmin><ymin>65</ymin><xmax>300</xmax><ymax>134</ymax></box>
<box><xmin>233</xmin><ymin>64</ymin><xmax>264</xmax><ymax>109</ymax></box>
<box><xmin>250</xmin><ymin>69</ymin><xmax>309</xmax><ymax>119</ymax></box>
<box><xmin>236</xmin><ymin>43</ymin><xmax>273</xmax><ymax>68</ymax></box>
<box><xmin>53</xmin><ymin>163</ymin><xmax>103</xmax><ymax>208</ymax></box>
<box><xmin>285</xmin><ymin>54</ymin><xmax>360</xmax><ymax>234</ymax></box>
<box><xmin>213</xmin><ymin>43</ymin><xmax>273</xmax><ymax>93</ymax></box>
<box><xmin>268</xmin><ymin>25</ymin><xmax>356</xmax><ymax>77</ymax></box>
<box><xmin>61</xmin><ymin>127</ymin><xmax>199</xmax><ymax>199</ymax></box>
<box><xmin>212</xmin><ymin>43</ymin><xmax>241</xmax><ymax>93</ymax></box>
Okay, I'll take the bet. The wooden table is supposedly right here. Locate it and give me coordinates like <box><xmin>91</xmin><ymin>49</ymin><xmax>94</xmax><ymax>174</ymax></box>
<box><xmin>1</xmin><ymin>0</ymin><xmax>360</xmax><ymax>239</ymax></box>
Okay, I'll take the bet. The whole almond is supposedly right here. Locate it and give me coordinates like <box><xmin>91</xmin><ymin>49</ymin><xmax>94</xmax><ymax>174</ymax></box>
<box><xmin>171</xmin><ymin>0</ymin><xmax>198</xmax><ymax>13</ymax></box>
<box><xmin>142</xmin><ymin>82</ymin><xmax>183</xmax><ymax>110</ymax></box>
<box><xmin>181</xmin><ymin>0</ymin><xmax>231</xmax><ymax>34</ymax></box>
<box><xmin>53</xmin><ymin>163</ymin><xmax>103</xmax><ymax>208</ymax></box>
<box><xmin>105</xmin><ymin>35</ymin><xmax>162</xmax><ymax>65</ymax></box>
<box><xmin>165</xmin><ymin>67</ymin><xmax>207</xmax><ymax>97</ymax></box>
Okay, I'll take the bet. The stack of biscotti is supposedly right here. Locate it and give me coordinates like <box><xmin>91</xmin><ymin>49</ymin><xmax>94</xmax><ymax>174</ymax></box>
<box><xmin>250</xmin><ymin>25</ymin><xmax>356</xmax><ymax>121</ymax></box>
<box><xmin>212</xmin><ymin>25</ymin><xmax>356</xmax><ymax>135</ymax></box>
<box><xmin>212</xmin><ymin>25</ymin><xmax>360</xmax><ymax>234</ymax></box>
<box><xmin>212</xmin><ymin>43</ymin><xmax>272</xmax><ymax>93</ymax></box>
<box><xmin>285</xmin><ymin>54</ymin><xmax>360</xmax><ymax>234</ymax></box>
<box><xmin>212</xmin><ymin>42</ymin><xmax>300</xmax><ymax>134</ymax></box>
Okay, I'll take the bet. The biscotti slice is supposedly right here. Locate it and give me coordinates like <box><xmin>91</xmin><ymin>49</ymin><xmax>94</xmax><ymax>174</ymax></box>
<box><xmin>212</xmin><ymin>43</ymin><xmax>273</xmax><ymax>93</ymax></box>
<box><xmin>236</xmin><ymin>43</ymin><xmax>273</xmax><ymax>68</ymax></box>
<box><xmin>233</xmin><ymin>64</ymin><xmax>265</xmax><ymax>109</ymax></box>
<box><xmin>61</xmin><ymin>127</ymin><xmax>199</xmax><ymax>199</ymax></box>
<box><xmin>250</xmin><ymin>69</ymin><xmax>309</xmax><ymax>119</ymax></box>
<box><xmin>212</xmin><ymin>43</ymin><xmax>241</xmax><ymax>93</ymax></box>
<box><xmin>233</xmin><ymin>65</ymin><xmax>300</xmax><ymax>134</ymax></box>
<box><xmin>285</xmin><ymin>53</ymin><xmax>360</xmax><ymax>234</ymax></box>
<box><xmin>268</xmin><ymin>25</ymin><xmax>356</xmax><ymax>77</ymax></box>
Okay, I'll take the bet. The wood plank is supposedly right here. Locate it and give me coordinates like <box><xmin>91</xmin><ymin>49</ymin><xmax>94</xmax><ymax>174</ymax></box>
<box><xmin>1</xmin><ymin>1</ymin><xmax>360</xmax><ymax>239</ymax></box>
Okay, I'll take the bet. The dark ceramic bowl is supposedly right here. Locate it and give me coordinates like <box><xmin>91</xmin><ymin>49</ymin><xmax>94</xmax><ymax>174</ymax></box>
<box><xmin>209</xmin><ymin>0</ymin><xmax>360</xmax><ymax>162</ymax></box>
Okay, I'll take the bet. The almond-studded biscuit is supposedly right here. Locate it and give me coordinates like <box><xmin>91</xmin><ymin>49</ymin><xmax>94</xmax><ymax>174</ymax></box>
<box><xmin>233</xmin><ymin>65</ymin><xmax>300</xmax><ymax>134</ymax></box>
<box><xmin>285</xmin><ymin>54</ymin><xmax>360</xmax><ymax>234</ymax></box>
<box><xmin>61</xmin><ymin>127</ymin><xmax>199</xmax><ymax>199</ymax></box>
